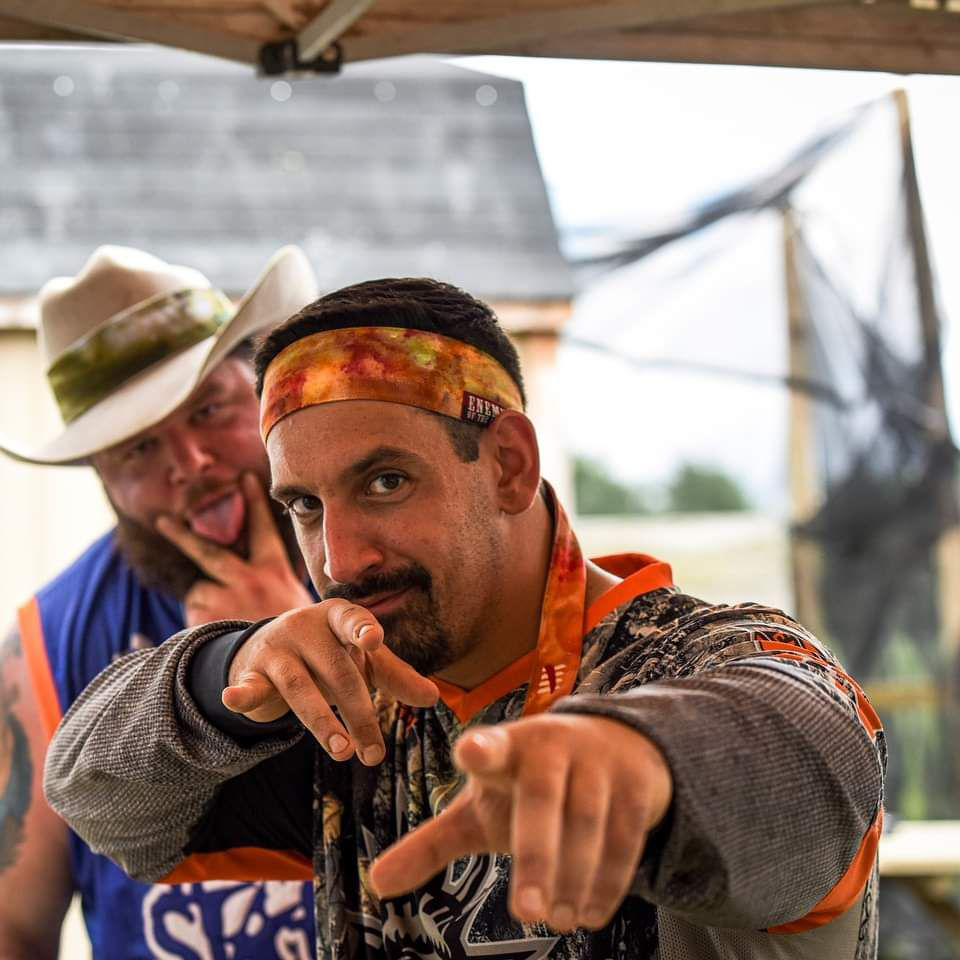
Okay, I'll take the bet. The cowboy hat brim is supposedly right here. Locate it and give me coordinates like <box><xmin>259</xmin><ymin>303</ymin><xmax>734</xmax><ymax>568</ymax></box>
<box><xmin>0</xmin><ymin>246</ymin><xmax>318</xmax><ymax>465</ymax></box>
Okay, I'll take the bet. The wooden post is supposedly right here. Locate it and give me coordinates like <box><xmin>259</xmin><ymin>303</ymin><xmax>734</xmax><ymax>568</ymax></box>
<box><xmin>895</xmin><ymin>89</ymin><xmax>960</xmax><ymax>665</ymax></box>
<box><xmin>783</xmin><ymin>206</ymin><xmax>826</xmax><ymax>640</ymax></box>
<box><xmin>494</xmin><ymin>301</ymin><xmax>575</xmax><ymax>514</ymax></box>
<box><xmin>896</xmin><ymin>87</ymin><xmax>960</xmax><ymax>813</ymax></box>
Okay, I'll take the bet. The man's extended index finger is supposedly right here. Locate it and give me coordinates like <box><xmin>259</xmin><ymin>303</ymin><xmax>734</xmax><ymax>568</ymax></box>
<box><xmin>367</xmin><ymin>647</ymin><xmax>439</xmax><ymax>708</ymax></box>
<box><xmin>369</xmin><ymin>792</ymin><xmax>483</xmax><ymax>897</ymax></box>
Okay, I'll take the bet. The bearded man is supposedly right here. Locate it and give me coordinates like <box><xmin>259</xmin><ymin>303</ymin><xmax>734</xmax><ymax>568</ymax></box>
<box><xmin>46</xmin><ymin>278</ymin><xmax>885</xmax><ymax>960</ymax></box>
<box><xmin>0</xmin><ymin>246</ymin><xmax>320</xmax><ymax>959</ymax></box>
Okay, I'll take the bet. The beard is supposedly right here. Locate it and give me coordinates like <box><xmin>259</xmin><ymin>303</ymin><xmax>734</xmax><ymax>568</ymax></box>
<box><xmin>322</xmin><ymin>564</ymin><xmax>462</xmax><ymax>676</ymax></box>
<box><xmin>111</xmin><ymin>492</ymin><xmax>301</xmax><ymax>600</ymax></box>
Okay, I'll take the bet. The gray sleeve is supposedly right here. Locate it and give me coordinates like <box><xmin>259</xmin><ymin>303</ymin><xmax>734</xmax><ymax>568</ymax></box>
<box><xmin>552</xmin><ymin>604</ymin><xmax>884</xmax><ymax>931</ymax></box>
<box><xmin>43</xmin><ymin>621</ymin><xmax>304</xmax><ymax>883</ymax></box>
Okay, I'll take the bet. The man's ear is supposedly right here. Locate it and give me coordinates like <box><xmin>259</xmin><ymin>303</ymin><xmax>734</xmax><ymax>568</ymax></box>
<box><xmin>485</xmin><ymin>411</ymin><xmax>541</xmax><ymax>515</ymax></box>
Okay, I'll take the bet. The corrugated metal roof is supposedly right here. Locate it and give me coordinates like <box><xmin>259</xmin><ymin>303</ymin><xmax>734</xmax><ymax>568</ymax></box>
<box><xmin>0</xmin><ymin>47</ymin><xmax>572</xmax><ymax>301</ymax></box>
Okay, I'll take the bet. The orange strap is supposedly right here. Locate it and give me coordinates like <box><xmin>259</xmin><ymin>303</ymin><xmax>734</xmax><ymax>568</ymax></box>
<box><xmin>433</xmin><ymin>652</ymin><xmax>535</xmax><ymax>726</ymax></box>
<box><xmin>754</xmin><ymin>628</ymin><xmax>883</xmax><ymax>932</ymax></box>
<box><xmin>163</xmin><ymin>847</ymin><xmax>313</xmax><ymax>884</ymax></box>
<box><xmin>520</xmin><ymin>496</ymin><xmax>586</xmax><ymax>717</ymax></box>
<box><xmin>586</xmin><ymin>554</ymin><xmax>674</xmax><ymax>634</ymax></box>
<box><xmin>754</xmin><ymin>637</ymin><xmax>883</xmax><ymax>740</ymax></box>
<box><xmin>769</xmin><ymin>809</ymin><xmax>882</xmax><ymax>933</ymax></box>
<box><xmin>433</xmin><ymin>536</ymin><xmax>674</xmax><ymax>725</ymax></box>
<box><xmin>16</xmin><ymin>598</ymin><xmax>62</xmax><ymax>742</ymax></box>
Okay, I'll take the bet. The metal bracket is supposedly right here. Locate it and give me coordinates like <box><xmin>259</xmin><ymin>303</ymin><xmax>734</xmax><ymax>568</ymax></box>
<box><xmin>258</xmin><ymin>37</ymin><xmax>342</xmax><ymax>76</ymax></box>
<box><xmin>259</xmin><ymin>0</ymin><xmax>374</xmax><ymax>75</ymax></box>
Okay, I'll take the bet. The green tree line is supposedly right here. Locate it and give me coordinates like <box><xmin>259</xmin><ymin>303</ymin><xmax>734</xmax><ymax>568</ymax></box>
<box><xmin>574</xmin><ymin>457</ymin><xmax>750</xmax><ymax>515</ymax></box>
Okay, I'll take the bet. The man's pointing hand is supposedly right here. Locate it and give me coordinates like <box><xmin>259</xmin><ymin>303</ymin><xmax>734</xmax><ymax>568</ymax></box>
<box><xmin>222</xmin><ymin>599</ymin><xmax>438</xmax><ymax>765</ymax></box>
<box><xmin>369</xmin><ymin>714</ymin><xmax>672</xmax><ymax>932</ymax></box>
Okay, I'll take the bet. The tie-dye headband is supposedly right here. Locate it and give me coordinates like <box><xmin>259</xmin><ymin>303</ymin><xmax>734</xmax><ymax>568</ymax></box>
<box><xmin>260</xmin><ymin>326</ymin><xmax>524</xmax><ymax>441</ymax></box>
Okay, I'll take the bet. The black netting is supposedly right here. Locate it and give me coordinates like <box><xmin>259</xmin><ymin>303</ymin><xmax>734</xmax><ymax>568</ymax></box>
<box><xmin>570</xmin><ymin>91</ymin><xmax>960</xmax><ymax>821</ymax></box>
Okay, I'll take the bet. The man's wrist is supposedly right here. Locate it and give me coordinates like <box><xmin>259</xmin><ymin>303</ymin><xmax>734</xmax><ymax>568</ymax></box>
<box><xmin>187</xmin><ymin>620</ymin><xmax>300</xmax><ymax>741</ymax></box>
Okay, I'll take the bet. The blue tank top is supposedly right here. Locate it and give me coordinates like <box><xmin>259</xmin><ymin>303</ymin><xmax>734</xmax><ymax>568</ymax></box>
<box><xmin>24</xmin><ymin>530</ymin><xmax>317</xmax><ymax>960</ymax></box>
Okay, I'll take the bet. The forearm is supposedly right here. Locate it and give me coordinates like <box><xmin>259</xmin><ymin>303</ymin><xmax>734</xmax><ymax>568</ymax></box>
<box><xmin>0</xmin><ymin>924</ymin><xmax>59</xmax><ymax>960</ymax></box>
<box><xmin>553</xmin><ymin>659</ymin><xmax>883</xmax><ymax>929</ymax></box>
<box><xmin>44</xmin><ymin>620</ymin><xmax>304</xmax><ymax>882</ymax></box>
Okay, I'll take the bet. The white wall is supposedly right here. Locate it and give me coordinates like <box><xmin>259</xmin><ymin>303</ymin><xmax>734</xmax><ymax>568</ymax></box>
<box><xmin>0</xmin><ymin>331</ymin><xmax>114</xmax><ymax>622</ymax></box>
<box><xmin>0</xmin><ymin>331</ymin><xmax>105</xmax><ymax>958</ymax></box>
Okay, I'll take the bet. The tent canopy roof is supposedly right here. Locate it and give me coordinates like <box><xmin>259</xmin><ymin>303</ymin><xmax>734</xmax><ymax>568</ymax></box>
<box><xmin>1</xmin><ymin>0</ymin><xmax>959</xmax><ymax>77</ymax></box>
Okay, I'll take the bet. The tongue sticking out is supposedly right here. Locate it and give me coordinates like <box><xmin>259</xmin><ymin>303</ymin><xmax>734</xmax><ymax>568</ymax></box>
<box><xmin>189</xmin><ymin>491</ymin><xmax>246</xmax><ymax>546</ymax></box>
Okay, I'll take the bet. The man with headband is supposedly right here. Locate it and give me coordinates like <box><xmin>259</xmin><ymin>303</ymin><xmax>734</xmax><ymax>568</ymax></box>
<box><xmin>46</xmin><ymin>278</ymin><xmax>885</xmax><ymax>959</ymax></box>
<box><xmin>0</xmin><ymin>246</ymin><xmax>320</xmax><ymax>959</ymax></box>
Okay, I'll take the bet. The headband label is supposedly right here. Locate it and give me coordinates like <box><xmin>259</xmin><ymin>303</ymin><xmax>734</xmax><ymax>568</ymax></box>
<box><xmin>461</xmin><ymin>392</ymin><xmax>504</xmax><ymax>426</ymax></box>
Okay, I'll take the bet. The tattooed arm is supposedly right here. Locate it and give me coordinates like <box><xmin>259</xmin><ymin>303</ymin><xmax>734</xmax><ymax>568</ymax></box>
<box><xmin>0</xmin><ymin>626</ymin><xmax>73</xmax><ymax>960</ymax></box>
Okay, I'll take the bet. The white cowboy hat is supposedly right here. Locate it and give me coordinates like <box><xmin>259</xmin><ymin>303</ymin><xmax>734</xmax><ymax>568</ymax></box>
<box><xmin>0</xmin><ymin>245</ymin><xmax>318</xmax><ymax>465</ymax></box>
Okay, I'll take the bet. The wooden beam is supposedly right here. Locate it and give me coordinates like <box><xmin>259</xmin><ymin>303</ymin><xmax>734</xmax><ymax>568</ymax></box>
<box><xmin>341</xmin><ymin>0</ymin><xmax>851</xmax><ymax>62</ymax></box>
<box><xmin>0</xmin><ymin>0</ymin><xmax>260</xmax><ymax>64</ymax></box>
<box><xmin>641</xmin><ymin>0</ymin><xmax>960</xmax><ymax>44</ymax></box>
<box><xmin>504</xmin><ymin>26</ymin><xmax>960</xmax><ymax>73</ymax></box>
<box><xmin>0</xmin><ymin>13</ymin><xmax>111</xmax><ymax>41</ymax></box>
<box><xmin>494</xmin><ymin>4</ymin><xmax>960</xmax><ymax>73</ymax></box>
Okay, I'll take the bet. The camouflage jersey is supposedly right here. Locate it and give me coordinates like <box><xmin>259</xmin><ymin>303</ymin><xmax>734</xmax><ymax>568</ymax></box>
<box><xmin>45</xmin><ymin>495</ymin><xmax>885</xmax><ymax>960</ymax></box>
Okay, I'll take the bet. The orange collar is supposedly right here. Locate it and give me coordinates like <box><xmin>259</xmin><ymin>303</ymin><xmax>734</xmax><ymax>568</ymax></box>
<box><xmin>434</xmin><ymin>493</ymin><xmax>674</xmax><ymax>725</ymax></box>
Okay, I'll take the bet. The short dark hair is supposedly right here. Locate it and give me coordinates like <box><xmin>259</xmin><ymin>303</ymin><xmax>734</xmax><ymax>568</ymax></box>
<box><xmin>254</xmin><ymin>278</ymin><xmax>527</xmax><ymax>463</ymax></box>
<box><xmin>227</xmin><ymin>337</ymin><xmax>255</xmax><ymax>364</ymax></box>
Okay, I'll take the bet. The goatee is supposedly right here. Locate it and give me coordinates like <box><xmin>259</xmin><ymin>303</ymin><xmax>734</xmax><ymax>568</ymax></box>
<box><xmin>322</xmin><ymin>564</ymin><xmax>461</xmax><ymax>675</ymax></box>
<box><xmin>112</xmin><ymin>497</ymin><xmax>300</xmax><ymax>600</ymax></box>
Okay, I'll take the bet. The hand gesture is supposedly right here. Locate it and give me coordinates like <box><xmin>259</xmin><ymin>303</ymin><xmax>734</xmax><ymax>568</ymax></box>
<box><xmin>223</xmin><ymin>599</ymin><xmax>439</xmax><ymax>765</ymax></box>
<box><xmin>369</xmin><ymin>714</ymin><xmax>672</xmax><ymax>932</ymax></box>
<box><xmin>156</xmin><ymin>472</ymin><xmax>313</xmax><ymax>626</ymax></box>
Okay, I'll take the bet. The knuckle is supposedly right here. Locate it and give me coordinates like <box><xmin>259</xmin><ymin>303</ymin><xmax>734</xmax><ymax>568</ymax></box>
<box><xmin>323</xmin><ymin>656</ymin><xmax>364</xmax><ymax>694</ymax></box>
<box><xmin>617</xmin><ymin>782</ymin><xmax>650</xmax><ymax>823</ymax></box>
<box><xmin>605</xmin><ymin>813</ymin><xmax>643</xmax><ymax>854</ymax></box>
<box><xmin>350</xmin><ymin>718</ymin><xmax>382</xmax><ymax>745</ymax></box>
<box><xmin>301</xmin><ymin>706</ymin><xmax>336</xmax><ymax>732</ymax></box>
<box><xmin>539</xmin><ymin>718</ymin><xmax>574</xmax><ymax>748</ymax></box>
<box><xmin>195</xmin><ymin>540</ymin><xmax>217</xmax><ymax>560</ymax></box>
<box><xmin>272</xmin><ymin>660</ymin><xmax>308</xmax><ymax>695</ymax></box>
<box><xmin>513</xmin><ymin>848</ymin><xmax>550</xmax><ymax>879</ymax></box>
<box><xmin>282</xmin><ymin>605</ymin><xmax>314</xmax><ymax>631</ymax></box>
<box><xmin>322</xmin><ymin>597</ymin><xmax>352</xmax><ymax>620</ymax></box>
<box><xmin>521</xmin><ymin>778</ymin><xmax>563</xmax><ymax>813</ymax></box>
<box><xmin>566</xmin><ymin>802</ymin><xmax>604</xmax><ymax>836</ymax></box>
<box><xmin>566</xmin><ymin>786</ymin><xmax>607</xmax><ymax>829</ymax></box>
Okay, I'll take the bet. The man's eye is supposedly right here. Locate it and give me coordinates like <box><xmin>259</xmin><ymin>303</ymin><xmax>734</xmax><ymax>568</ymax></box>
<box><xmin>288</xmin><ymin>495</ymin><xmax>323</xmax><ymax>519</ymax></box>
<box><xmin>193</xmin><ymin>403</ymin><xmax>223</xmax><ymax>423</ymax></box>
<box><xmin>368</xmin><ymin>472</ymin><xmax>407</xmax><ymax>495</ymax></box>
<box><xmin>123</xmin><ymin>438</ymin><xmax>157</xmax><ymax>461</ymax></box>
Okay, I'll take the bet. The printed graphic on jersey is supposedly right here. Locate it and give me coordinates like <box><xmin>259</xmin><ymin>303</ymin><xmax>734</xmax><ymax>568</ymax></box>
<box><xmin>143</xmin><ymin>881</ymin><xmax>314</xmax><ymax>960</ymax></box>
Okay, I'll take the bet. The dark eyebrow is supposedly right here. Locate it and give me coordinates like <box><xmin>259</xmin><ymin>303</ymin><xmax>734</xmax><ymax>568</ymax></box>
<box><xmin>270</xmin><ymin>447</ymin><xmax>421</xmax><ymax>504</ymax></box>
<box><xmin>269</xmin><ymin>482</ymin><xmax>308</xmax><ymax>504</ymax></box>
<box><xmin>189</xmin><ymin>377</ymin><xmax>228</xmax><ymax>406</ymax></box>
<box><xmin>340</xmin><ymin>446</ymin><xmax>421</xmax><ymax>483</ymax></box>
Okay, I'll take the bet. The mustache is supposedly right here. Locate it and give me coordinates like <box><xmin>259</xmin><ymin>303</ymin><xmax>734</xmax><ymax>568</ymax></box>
<box><xmin>322</xmin><ymin>564</ymin><xmax>432</xmax><ymax>604</ymax></box>
<box><xmin>183</xmin><ymin>478</ymin><xmax>238</xmax><ymax>514</ymax></box>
